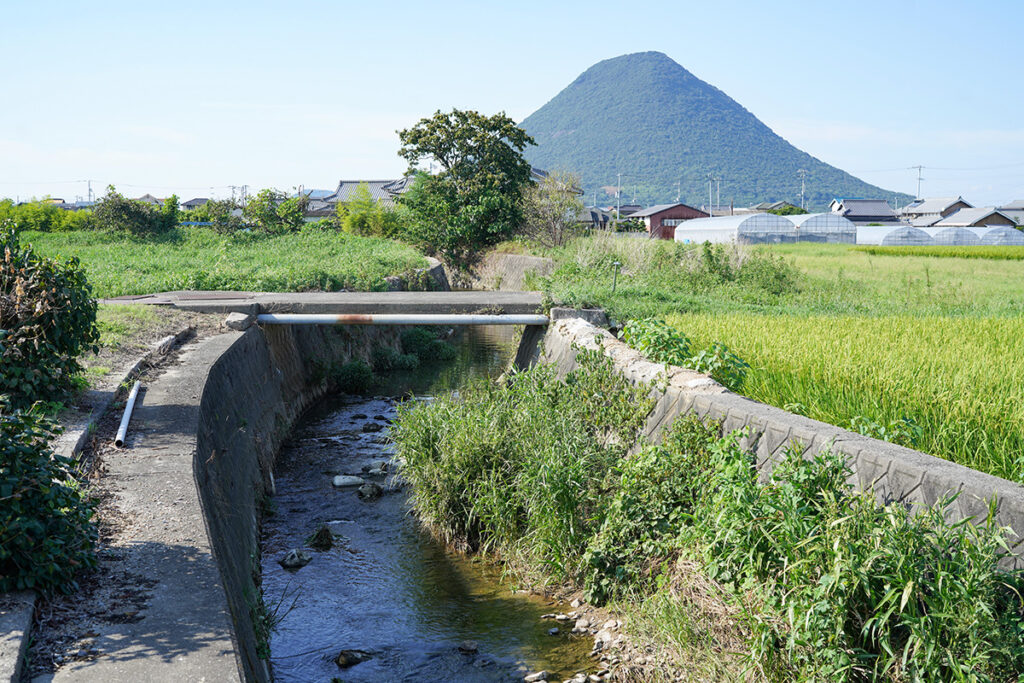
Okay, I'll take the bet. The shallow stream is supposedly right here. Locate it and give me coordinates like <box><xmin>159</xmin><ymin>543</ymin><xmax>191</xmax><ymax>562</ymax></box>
<box><xmin>261</xmin><ymin>327</ymin><xmax>594</xmax><ymax>682</ymax></box>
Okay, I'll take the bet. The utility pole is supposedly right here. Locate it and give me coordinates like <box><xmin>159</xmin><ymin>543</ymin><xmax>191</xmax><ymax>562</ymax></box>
<box><xmin>715</xmin><ymin>177</ymin><xmax>721</xmax><ymax>213</ymax></box>
<box><xmin>616</xmin><ymin>173</ymin><xmax>622</xmax><ymax>220</ymax></box>
<box><xmin>86</xmin><ymin>179</ymin><xmax>94</xmax><ymax>203</ymax></box>
<box><xmin>910</xmin><ymin>165</ymin><xmax>925</xmax><ymax>199</ymax></box>
<box><xmin>797</xmin><ymin>169</ymin><xmax>808</xmax><ymax>210</ymax></box>
<box><xmin>674</xmin><ymin>180</ymin><xmax>681</xmax><ymax>202</ymax></box>
<box><xmin>706</xmin><ymin>174</ymin><xmax>713</xmax><ymax>215</ymax></box>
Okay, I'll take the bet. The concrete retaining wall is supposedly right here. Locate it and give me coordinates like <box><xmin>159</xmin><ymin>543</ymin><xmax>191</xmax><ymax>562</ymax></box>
<box><xmin>466</xmin><ymin>252</ymin><xmax>554</xmax><ymax>291</ymax></box>
<box><xmin>539</xmin><ymin>318</ymin><xmax>1024</xmax><ymax>564</ymax></box>
<box><xmin>194</xmin><ymin>324</ymin><xmax>404</xmax><ymax>682</ymax></box>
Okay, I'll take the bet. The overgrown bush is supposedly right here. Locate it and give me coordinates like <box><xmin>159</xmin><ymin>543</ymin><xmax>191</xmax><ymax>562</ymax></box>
<box><xmin>0</xmin><ymin>199</ymin><xmax>92</xmax><ymax>232</ymax></box>
<box><xmin>584</xmin><ymin>416</ymin><xmax>718</xmax><ymax>603</ymax></box>
<box><xmin>0</xmin><ymin>404</ymin><xmax>97</xmax><ymax>593</ymax></box>
<box><xmin>91</xmin><ymin>186</ymin><xmax>174</xmax><ymax>236</ymax></box>
<box><xmin>332</xmin><ymin>360</ymin><xmax>376</xmax><ymax>394</ymax></box>
<box><xmin>371</xmin><ymin>346</ymin><xmax>420</xmax><ymax>373</ymax></box>
<box><xmin>692</xmin><ymin>436</ymin><xmax>1024</xmax><ymax>680</ymax></box>
<box><xmin>619</xmin><ymin>318</ymin><xmax>749</xmax><ymax>390</ymax></box>
<box><xmin>400</xmin><ymin>328</ymin><xmax>457</xmax><ymax>363</ymax></box>
<box><xmin>0</xmin><ymin>230</ymin><xmax>98</xmax><ymax>409</ymax></box>
<box><xmin>392</xmin><ymin>348</ymin><xmax>653</xmax><ymax>577</ymax></box>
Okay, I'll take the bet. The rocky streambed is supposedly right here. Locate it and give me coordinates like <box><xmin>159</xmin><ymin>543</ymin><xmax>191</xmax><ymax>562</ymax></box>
<box><xmin>261</xmin><ymin>327</ymin><xmax>614</xmax><ymax>682</ymax></box>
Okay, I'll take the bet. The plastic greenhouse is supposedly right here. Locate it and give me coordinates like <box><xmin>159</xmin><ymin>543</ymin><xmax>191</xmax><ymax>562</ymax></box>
<box><xmin>786</xmin><ymin>213</ymin><xmax>857</xmax><ymax>243</ymax></box>
<box><xmin>978</xmin><ymin>227</ymin><xmax>1024</xmax><ymax>246</ymax></box>
<box><xmin>673</xmin><ymin>213</ymin><xmax>797</xmax><ymax>244</ymax></box>
<box><xmin>879</xmin><ymin>227</ymin><xmax>935</xmax><ymax>246</ymax></box>
<box><xmin>925</xmin><ymin>227</ymin><xmax>981</xmax><ymax>246</ymax></box>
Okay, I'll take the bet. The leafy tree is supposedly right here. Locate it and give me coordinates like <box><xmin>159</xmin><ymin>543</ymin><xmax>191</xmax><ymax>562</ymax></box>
<box><xmin>188</xmin><ymin>198</ymin><xmax>244</xmax><ymax>232</ymax></box>
<box><xmin>341</xmin><ymin>183</ymin><xmax>403</xmax><ymax>237</ymax></box>
<box><xmin>160</xmin><ymin>193</ymin><xmax>180</xmax><ymax>229</ymax></box>
<box><xmin>91</xmin><ymin>186</ymin><xmax>165</xmax><ymax>236</ymax></box>
<box><xmin>521</xmin><ymin>170</ymin><xmax>585</xmax><ymax>247</ymax></box>
<box><xmin>768</xmin><ymin>205</ymin><xmax>808</xmax><ymax>216</ymax></box>
<box><xmin>242</xmin><ymin>189</ymin><xmax>306</xmax><ymax>234</ymax></box>
<box><xmin>397</xmin><ymin>109</ymin><xmax>535</xmax><ymax>273</ymax></box>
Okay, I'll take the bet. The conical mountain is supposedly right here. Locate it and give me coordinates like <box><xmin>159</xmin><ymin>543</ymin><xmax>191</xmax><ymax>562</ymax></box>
<box><xmin>520</xmin><ymin>52</ymin><xmax>909</xmax><ymax>210</ymax></box>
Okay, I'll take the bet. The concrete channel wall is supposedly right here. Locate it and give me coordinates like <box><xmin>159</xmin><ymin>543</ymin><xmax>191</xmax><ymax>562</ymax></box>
<box><xmin>194</xmin><ymin>324</ymin><xmax>405</xmax><ymax>682</ymax></box>
<box><xmin>539</xmin><ymin>318</ymin><xmax>1024</xmax><ymax>565</ymax></box>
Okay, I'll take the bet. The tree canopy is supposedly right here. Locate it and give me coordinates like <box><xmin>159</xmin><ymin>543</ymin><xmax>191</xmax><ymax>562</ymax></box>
<box><xmin>397</xmin><ymin>109</ymin><xmax>535</xmax><ymax>273</ymax></box>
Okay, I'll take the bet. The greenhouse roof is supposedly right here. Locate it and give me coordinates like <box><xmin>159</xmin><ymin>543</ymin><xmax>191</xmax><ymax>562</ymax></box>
<box><xmin>673</xmin><ymin>213</ymin><xmax>794</xmax><ymax>233</ymax></box>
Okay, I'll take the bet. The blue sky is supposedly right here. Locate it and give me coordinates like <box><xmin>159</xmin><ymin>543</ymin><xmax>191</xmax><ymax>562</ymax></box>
<box><xmin>3</xmin><ymin>0</ymin><xmax>1023</xmax><ymax>206</ymax></box>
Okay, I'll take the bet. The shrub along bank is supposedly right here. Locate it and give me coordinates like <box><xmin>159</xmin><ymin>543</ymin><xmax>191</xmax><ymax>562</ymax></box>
<box><xmin>0</xmin><ymin>230</ymin><xmax>98</xmax><ymax>594</ymax></box>
<box><xmin>391</xmin><ymin>351</ymin><xmax>1024</xmax><ymax>681</ymax></box>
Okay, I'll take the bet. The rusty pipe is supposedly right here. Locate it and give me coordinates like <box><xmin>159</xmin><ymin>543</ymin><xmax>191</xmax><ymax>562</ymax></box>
<box><xmin>255</xmin><ymin>313</ymin><xmax>549</xmax><ymax>326</ymax></box>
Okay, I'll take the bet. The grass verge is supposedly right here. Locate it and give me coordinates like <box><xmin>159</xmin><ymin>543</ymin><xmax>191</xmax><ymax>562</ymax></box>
<box><xmin>19</xmin><ymin>226</ymin><xmax>428</xmax><ymax>297</ymax></box>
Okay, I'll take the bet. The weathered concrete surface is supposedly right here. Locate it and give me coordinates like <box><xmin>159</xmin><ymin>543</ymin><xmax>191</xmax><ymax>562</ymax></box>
<box><xmin>0</xmin><ymin>592</ymin><xmax>34</xmax><ymax>683</ymax></box>
<box><xmin>194</xmin><ymin>323</ymin><xmax>408</xmax><ymax>682</ymax></box>
<box><xmin>466</xmin><ymin>252</ymin><xmax>555</xmax><ymax>291</ymax></box>
<box><xmin>48</xmin><ymin>335</ymin><xmax>244</xmax><ymax>683</ymax></box>
<box><xmin>549</xmin><ymin>307</ymin><xmax>610</xmax><ymax>328</ymax></box>
<box><xmin>102</xmin><ymin>290</ymin><xmax>544</xmax><ymax>316</ymax></box>
<box><xmin>50</xmin><ymin>327</ymin><xmax>194</xmax><ymax>462</ymax></box>
<box><xmin>540</xmin><ymin>318</ymin><xmax>1024</xmax><ymax>564</ymax></box>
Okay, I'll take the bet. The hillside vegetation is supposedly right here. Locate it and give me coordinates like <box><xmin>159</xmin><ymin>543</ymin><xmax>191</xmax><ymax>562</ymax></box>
<box><xmin>520</xmin><ymin>52</ymin><xmax>913</xmax><ymax>210</ymax></box>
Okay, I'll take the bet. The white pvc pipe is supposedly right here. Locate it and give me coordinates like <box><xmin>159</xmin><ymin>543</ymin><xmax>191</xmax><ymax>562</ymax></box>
<box><xmin>114</xmin><ymin>380</ymin><xmax>141</xmax><ymax>448</ymax></box>
<box><xmin>256</xmin><ymin>313</ymin><xmax>549</xmax><ymax>326</ymax></box>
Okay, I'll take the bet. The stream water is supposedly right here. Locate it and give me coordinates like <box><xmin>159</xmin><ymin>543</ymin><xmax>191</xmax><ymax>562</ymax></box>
<box><xmin>261</xmin><ymin>327</ymin><xmax>594</xmax><ymax>682</ymax></box>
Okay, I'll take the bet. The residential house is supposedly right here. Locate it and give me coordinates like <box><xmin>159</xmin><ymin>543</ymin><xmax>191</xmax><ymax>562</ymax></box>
<box><xmin>324</xmin><ymin>178</ymin><xmax>414</xmax><ymax>207</ymax></box>
<box><xmin>135</xmin><ymin>193</ymin><xmax>163</xmax><ymax>207</ymax></box>
<box><xmin>932</xmin><ymin>207</ymin><xmax>1016</xmax><ymax>228</ymax></box>
<box><xmin>577</xmin><ymin>206</ymin><xmax>613</xmax><ymax>231</ymax></box>
<box><xmin>182</xmin><ymin>197</ymin><xmax>209</xmax><ymax>210</ymax></box>
<box><xmin>752</xmin><ymin>200</ymin><xmax>801</xmax><ymax>213</ymax></box>
<box><xmin>899</xmin><ymin>196</ymin><xmax>973</xmax><ymax>227</ymax></box>
<box><xmin>998</xmin><ymin>200</ymin><xmax>1024</xmax><ymax>226</ymax></box>
<box><xmin>829</xmin><ymin>198</ymin><xmax>900</xmax><ymax>225</ymax></box>
<box><xmin>629</xmin><ymin>202</ymin><xmax>710</xmax><ymax>240</ymax></box>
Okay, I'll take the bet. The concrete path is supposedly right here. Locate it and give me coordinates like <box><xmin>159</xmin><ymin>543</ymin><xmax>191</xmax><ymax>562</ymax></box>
<box><xmin>43</xmin><ymin>335</ymin><xmax>243</xmax><ymax>683</ymax></box>
<box><xmin>102</xmin><ymin>290</ymin><xmax>544</xmax><ymax>315</ymax></box>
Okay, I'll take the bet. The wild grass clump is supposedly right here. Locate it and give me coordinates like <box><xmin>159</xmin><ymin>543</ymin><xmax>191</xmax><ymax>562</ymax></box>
<box><xmin>619</xmin><ymin>318</ymin><xmax>749</xmax><ymax>391</ymax></box>
<box><xmin>692</xmin><ymin>434</ymin><xmax>1024</xmax><ymax>681</ymax></box>
<box><xmin>393</xmin><ymin>357</ymin><xmax>1024</xmax><ymax>680</ymax></box>
<box><xmin>391</xmin><ymin>347</ymin><xmax>653</xmax><ymax>579</ymax></box>
<box><xmin>540</xmin><ymin>234</ymin><xmax>802</xmax><ymax>319</ymax></box>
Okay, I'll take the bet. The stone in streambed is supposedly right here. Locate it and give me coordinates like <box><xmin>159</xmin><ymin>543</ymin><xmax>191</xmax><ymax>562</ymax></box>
<box><xmin>279</xmin><ymin>549</ymin><xmax>311</xmax><ymax>570</ymax></box>
<box><xmin>357</xmin><ymin>482</ymin><xmax>383</xmax><ymax>500</ymax></box>
<box><xmin>458</xmin><ymin>640</ymin><xmax>478</xmax><ymax>654</ymax></box>
<box><xmin>335</xmin><ymin>649</ymin><xmax>372</xmax><ymax>668</ymax></box>
<box><xmin>361</xmin><ymin>422</ymin><xmax>384</xmax><ymax>433</ymax></box>
<box><xmin>333</xmin><ymin>475</ymin><xmax>365</xmax><ymax>488</ymax></box>
<box><xmin>524</xmin><ymin>671</ymin><xmax>550</xmax><ymax>682</ymax></box>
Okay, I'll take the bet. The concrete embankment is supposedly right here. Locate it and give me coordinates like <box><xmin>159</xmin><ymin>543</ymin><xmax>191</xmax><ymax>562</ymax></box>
<box><xmin>538</xmin><ymin>317</ymin><xmax>1024</xmax><ymax>564</ymax></box>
